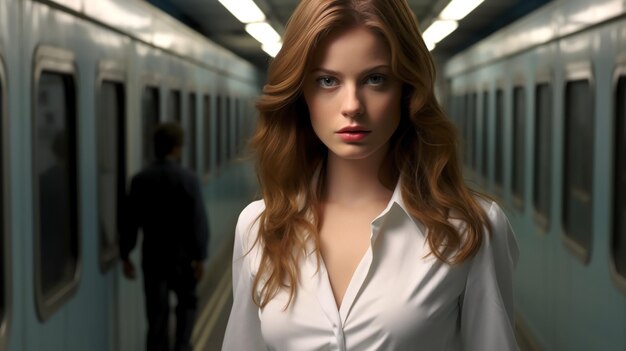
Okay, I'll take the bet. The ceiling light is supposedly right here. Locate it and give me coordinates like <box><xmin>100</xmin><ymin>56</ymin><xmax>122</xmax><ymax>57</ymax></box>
<box><xmin>425</xmin><ymin>41</ymin><xmax>436</xmax><ymax>51</ymax></box>
<box><xmin>262</xmin><ymin>42</ymin><xmax>282</xmax><ymax>57</ymax></box>
<box><xmin>440</xmin><ymin>0</ymin><xmax>485</xmax><ymax>21</ymax></box>
<box><xmin>218</xmin><ymin>0</ymin><xmax>265</xmax><ymax>23</ymax></box>
<box><xmin>245</xmin><ymin>22</ymin><xmax>281</xmax><ymax>46</ymax></box>
<box><xmin>422</xmin><ymin>20</ymin><xmax>458</xmax><ymax>45</ymax></box>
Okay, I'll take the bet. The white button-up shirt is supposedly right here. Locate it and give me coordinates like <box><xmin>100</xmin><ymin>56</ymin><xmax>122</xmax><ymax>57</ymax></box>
<box><xmin>222</xmin><ymin>183</ymin><xmax>519</xmax><ymax>351</ymax></box>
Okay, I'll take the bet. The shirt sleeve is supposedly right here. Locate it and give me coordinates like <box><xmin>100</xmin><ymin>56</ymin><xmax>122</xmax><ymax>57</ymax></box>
<box><xmin>222</xmin><ymin>205</ymin><xmax>266</xmax><ymax>351</ymax></box>
<box><xmin>460</xmin><ymin>201</ymin><xmax>520</xmax><ymax>351</ymax></box>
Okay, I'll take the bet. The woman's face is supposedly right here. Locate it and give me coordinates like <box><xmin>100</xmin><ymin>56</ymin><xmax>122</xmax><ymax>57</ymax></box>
<box><xmin>303</xmin><ymin>26</ymin><xmax>402</xmax><ymax>161</ymax></box>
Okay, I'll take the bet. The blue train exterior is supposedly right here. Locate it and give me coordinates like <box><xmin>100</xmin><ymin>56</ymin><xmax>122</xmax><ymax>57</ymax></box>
<box><xmin>444</xmin><ymin>0</ymin><xmax>626</xmax><ymax>350</ymax></box>
<box><xmin>0</xmin><ymin>0</ymin><xmax>261</xmax><ymax>350</ymax></box>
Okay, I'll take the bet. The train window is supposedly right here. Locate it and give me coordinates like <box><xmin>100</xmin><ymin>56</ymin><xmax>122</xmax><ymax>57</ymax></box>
<box><xmin>142</xmin><ymin>86</ymin><xmax>160</xmax><ymax>167</ymax></box>
<box><xmin>562</xmin><ymin>79</ymin><xmax>594</xmax><ymax>261</ymax></box>
<box><xmin>203</xmin><ymin>95</ymin><xmax>211</xmax><ymax>176</ymax></box>
<box><xmin>97</xmin><ymin>80</ymin><xmax>125</xmax><ymax>272</ymax></box>
<box><xmin>189</xmin><ymin>93</ymin><xmax>197</xmax><ymax>172</ymax></box>
<box><xmin>168</xmin><ymin>90</ymin><xmax>181</xmax><ymax>122</ymax></box>
<box><xmin>216</xmin><ymin>96</ymin><xmax>222</xmax><ymax>168</ymax></box>
<box><xmin>482</xmin><ymin>91</ymin><xmax>489</xmax><ymax>179</ymax></box>
<box><xmin>468</xmin><ymin>93</ymin><xmax>477</xmax><ymax>171</ymax></box>
<box><xmin>34</xmin><ymin>70</ymin><xmax>79</xmax><ymax>320</ymax></box>
<box><xmin>534</xmin><ymin>83</ymin><xmax>552</xmax><ymax>229</ymax></box>
<box><xmin>234</xmin><ymin>99</ymin><xmax>240</xmax><ymax>155</ymax></box>
<box><xmin>512</xmin><ymin>87</ymin><xmax>526</xmax><ymax>209</ymax></box>
<box><xmin>0</xmin><ymin>61</ymin><xmax>6</xmax><ymax>345</ymax></box>
<box><xmin>613</xmin><ymin>76</ymin><xmax>626</xmax><ymax>279</ymax></box>
<box><xmin>495</xmin><ymin>89</ymin><xmax>504</xmax><ymax>192</ymax></box>
<box><xmin>226</xmin><ymin>96</ymin><xmax>231</xmax><ymax>161</ymax></box>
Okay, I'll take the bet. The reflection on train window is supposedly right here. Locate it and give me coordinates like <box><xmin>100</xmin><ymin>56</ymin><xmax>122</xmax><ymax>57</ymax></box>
<box><xmin>216</xmin><ymin>96</ymin><xmax>222</xmax><ymax>168</ymax></box>
<box><xmin>495</xmin><ymin>89</ymin><xmax>504</xmax><ymax>191</ymax></box>
<box><xmin>482</xmin><ymin>91</ymin><xmax>489</xmax><ymax>179</ymax></box>
<box><xmin>189</xmin><ymin>93</ymin><xmax>197</xmax><ymax>172</ymax></box>
<box><xmin>142</xmin><ymin>86</ymin><xmax>160</xmax><ymax>167</ymax></box>
<box><xmin>534</xmin><ymin>83</ymin><xmax>552</xmax><ymax>229</ymax></box>
<box><xmin>563</xmin><ymin>79</ymin><xmax>593</xmax><ymax>259</ymax></box>
<box><xmin>613</xmin><ymin>76</ymin><xmax>626</xmax><ymax>278</ymax></box>
<box><xmin>97</xmin><ymin>81</ymin><xmax>125</xmax><ymax>272</ymax></box>
<box><xmin>512</xmin><ymin>87</ymin><xmax>525</xmax><ymax>209</ymax></box>
<box><xmin>169</xmin><ymin>90</ymin><xmax>181</xmax><ymax>122</ymax></box>
<box><xmin>203</xmin><ymin>95</ymin><xmax>211</xmax><ymax>176</ymax></box>
<box><xmin>34</xmin><ymin>71</ymin><xmax>79</xmax><ymax>316</ymax></box>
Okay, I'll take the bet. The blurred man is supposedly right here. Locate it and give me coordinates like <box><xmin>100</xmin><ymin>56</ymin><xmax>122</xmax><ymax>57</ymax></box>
<box><xmin>121</xmin><ymin>122</ymin><xmax>209</xmax><ymax>351</ymax></box>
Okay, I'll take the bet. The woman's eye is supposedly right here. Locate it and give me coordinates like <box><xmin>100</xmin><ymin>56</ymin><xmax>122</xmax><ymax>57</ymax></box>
<box><xmin>366</xmin><ymin>74</ymin><xmax>386</xmax><ymax>86</ymax></box>
<box><xmin>316</xmin><ymin>76</ymin><xmax>338</xmax><ymax>88</ymax></box>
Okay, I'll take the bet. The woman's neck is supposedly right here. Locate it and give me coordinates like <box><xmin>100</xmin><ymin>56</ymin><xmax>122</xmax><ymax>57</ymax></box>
<box><xmin>323</xmin><ymin>149</ymin><xmax>394</xmax><ymax>207</ymax></box>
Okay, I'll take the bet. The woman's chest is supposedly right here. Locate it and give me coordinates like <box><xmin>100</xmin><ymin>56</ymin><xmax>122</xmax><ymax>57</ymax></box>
<box><xmin>257</xmin><ymin>225</ymin><xmax>470</xmax><ymax>350</ymax></box>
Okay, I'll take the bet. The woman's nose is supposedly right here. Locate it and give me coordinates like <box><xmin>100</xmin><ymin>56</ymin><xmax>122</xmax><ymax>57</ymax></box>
<box><xmin>341</xmin><ymin>85</ymin><xmax>364</xmax><ymax>118</ymax></box>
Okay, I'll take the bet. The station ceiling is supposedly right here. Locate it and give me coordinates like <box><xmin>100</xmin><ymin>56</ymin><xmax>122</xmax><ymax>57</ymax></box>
<box><xmin>149</xmin><ymin>0</ymin><xmax>551</xmax><ymax>71</ymax></box>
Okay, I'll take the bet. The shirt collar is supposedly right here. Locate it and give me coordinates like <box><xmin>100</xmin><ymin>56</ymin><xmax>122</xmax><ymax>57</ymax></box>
<box><xmin>372</xmin><ymin>180</ymin><xmax>427</xmax><ymax>239</ymax></box>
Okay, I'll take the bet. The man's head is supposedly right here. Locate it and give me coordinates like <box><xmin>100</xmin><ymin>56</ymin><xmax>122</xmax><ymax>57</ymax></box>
<box><xmin>154</xmin><ymin>122</ymin><xmax>184</xmax><ymax>160</ymax></box>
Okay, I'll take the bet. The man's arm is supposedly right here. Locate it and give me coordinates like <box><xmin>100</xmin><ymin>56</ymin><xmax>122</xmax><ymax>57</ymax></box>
<box><xmin>119</xmin><ymin>177</ymin><xmax>140</xmax><ymax>279</ymax></box>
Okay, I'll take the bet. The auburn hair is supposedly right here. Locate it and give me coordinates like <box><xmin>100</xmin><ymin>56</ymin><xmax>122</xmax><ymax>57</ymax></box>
<box><xmin>249</xmin><ymin>0</ymin><xmax>491</xmax><ymax>308</ymax></box>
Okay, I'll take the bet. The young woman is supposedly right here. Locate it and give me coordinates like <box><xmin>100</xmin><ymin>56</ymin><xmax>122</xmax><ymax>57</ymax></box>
<box><xmin>222</xmin><ymin>1</ymin><xmax>519</xmax><ymax>350</ymax></box>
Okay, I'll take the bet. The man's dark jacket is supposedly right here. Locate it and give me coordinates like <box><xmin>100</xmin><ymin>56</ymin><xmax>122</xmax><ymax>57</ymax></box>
<box><xmin>120</xmin><ymin>159</ymin><xmax>209</xmax><ymax>267</ymax></box>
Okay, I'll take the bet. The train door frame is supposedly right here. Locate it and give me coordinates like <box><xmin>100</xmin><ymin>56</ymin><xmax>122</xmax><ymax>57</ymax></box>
<box><xmin>140</xmin><ymin>74</ymin><xmax>161</xmax><ymax>168</ymax></box>
<box><xmin>95</xmin><ymin>61</ymin><xmax>126</xmax><ymax>273</ymax></box>
<box><xmin>31</xmin><ymin>45</ymin><xmax>81</xmax><ymax>322</ymax></box>
<box><xmin>561</xmin><ymin>61</ymin><xmax>595</xmax><ymax>265</ymax></box>
<box><xmin>609</xmin><ymin>58</ymin><xmax>626</xmax><ymax>294</ymax></box>
<box><xmin>185</xmin><ymin>83</ymin><xmax>199</xmax><ymax>173</ymax></box>
<box><xmin>532</xmin><ymin>69</ymin><xmax>555</xmax><ymax>235</ymax></box>
<box><xmin>0</xmin><ymin>50</ymin><xmax>11</xmax><ymax>351</ymax></box>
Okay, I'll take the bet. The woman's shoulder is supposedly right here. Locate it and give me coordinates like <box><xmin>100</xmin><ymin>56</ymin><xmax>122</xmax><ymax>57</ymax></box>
<box><xmin>238</xmin><ymin>199</ymin><xmax>266</xmax><ymax>226</ymax></box>
<box><xmin>474</xmin><ymin>196</ymin><xmax>519</xmax><ymax>265</ymax></box>
<box><xmin>235</xmin><ymin>200</ymin><xmax>266</xmax><ymax>248</ymax></box>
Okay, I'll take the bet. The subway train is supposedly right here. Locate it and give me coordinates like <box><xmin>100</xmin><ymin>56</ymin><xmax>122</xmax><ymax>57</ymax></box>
<box><xmin>0</xmin><ymin>0</ymin><xmax>261</xmax><ymax>350</ymax></box>
<box><xmin>444</xmin><ymin>0</ymin><xmax>626</xmax><ymax>349</ymax></box>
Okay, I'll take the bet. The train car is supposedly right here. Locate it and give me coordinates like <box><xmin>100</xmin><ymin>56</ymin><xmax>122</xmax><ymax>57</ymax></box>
<box><xmin>444</xmin><ymin>0</ymin><xmax>626</xmax><ymax>349</ymax></box>
<box><xmin>0</xmin><ymin>0</ymin><xmax>261</xmax><ymax>350</ymax></box>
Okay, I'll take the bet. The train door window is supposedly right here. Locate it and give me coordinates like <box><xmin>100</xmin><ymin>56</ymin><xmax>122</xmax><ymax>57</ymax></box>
<box><xmin>495</xmin><ymin>89</ymin><xmax>504</xmax><ymax>192</ymax></box>
<box><xmin>512</xmin><ymin>86</ymin><xmax>526</xmax><ymax>209</ymax></box>
<box><xmin>482</xmin><ymin>91</ymin><xmax>489</xmax><ymax>179</ymax></box>
<box><xmin>467</xmin><ymin>93</ymin><xmax>477</xmax><ymax>171</ymax></box>
<box><xmin>0</xmin><ymin>60</ymin><xmax>6</xmax><ymax>344</ymax></box>
<box><xmin>534</xmin><ymin>83</ymin><xmax>552</xmax><ymax>229</ymax></box>
<box><xmin>563</xmin><ymin>79</ymin><xmax>594</xmax><ymax>262</ymax></box>
<box><xmin>460</xmin><ymin>94</ymin><xmax>471</xmax><ymax>167</ymax></box>
<box><xmin>225</xmin><ymin>97</ymin><xmax>231</xmax><ymax>161</ymax></box>
<box><xmin>168</xmin><ymin>90</ymin><xmax>181</xmax><ymax>123</ymax></box>
<box><xmin>34</xmin><ymin>69</ymin><xmax>79</xmax><ymax>321</ymax></box>
<box><xmin>235</xmin><ymin>99</ymin><xmax>240</xmax><ymax>155</ymax></box>
<box><xmin>97</xmin><ymin>80</ymin><xmax>125</xmax><ymax>272</ymax></box>
<box><xmin>189</xmin><ymin>93</ymin><xmax>197</xmax><ymax>172</ymax></box>
<box><xmin>203</xmin><ymin>95</ymin><xmax>211</xmax><ymax>176</ymax></box>
<box><xmin>613</xmin><ymin>76</ymin><xmax>626</xmax><ymax>279</ymax></box>
<box><xmin>216</xmin><ymin>96</ymin><xmax>222</xmax><ymax>168</ymax></box>
<box><xmin>142</xmin><ymin>86</ymin><xmax>160</xmax><ymax>167</ymax></box>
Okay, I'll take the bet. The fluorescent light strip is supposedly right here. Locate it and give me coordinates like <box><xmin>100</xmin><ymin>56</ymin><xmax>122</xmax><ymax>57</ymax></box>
<box><xmin>422</xmin><ymin>20</ymin><xmax>458</xmax><ymax>45</ymax></box>
<box><xmin>245</xmin><ymin>22</ymin><xmax>281</xmax><ymax>46</ymax></box>
<box><xmin>218</xmin><ymin>0</ymin><xmax>265</xmax><ymax>23</ymax></box>
<box><xmin>440</xmin><ymin>0</ymin><xmax>485</xmax><ymax>21</ymax></box>
<box><xmin>262</xmin><ymin>42</ymin><xmax>282</xmax><ymax>57</ymax></box>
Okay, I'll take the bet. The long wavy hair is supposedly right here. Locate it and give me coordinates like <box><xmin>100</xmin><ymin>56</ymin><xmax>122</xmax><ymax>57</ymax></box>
<box><xmin>250</xmin><ymin>0</ymin><xmax>491</xmax><ymax>308</ymax></box>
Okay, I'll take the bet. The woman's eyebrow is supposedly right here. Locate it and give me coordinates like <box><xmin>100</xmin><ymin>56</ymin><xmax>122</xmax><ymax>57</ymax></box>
<box><xmin>310</xmin><ymin>64</ymin><xmax>390</xmax><ymax>76</ymax></box>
